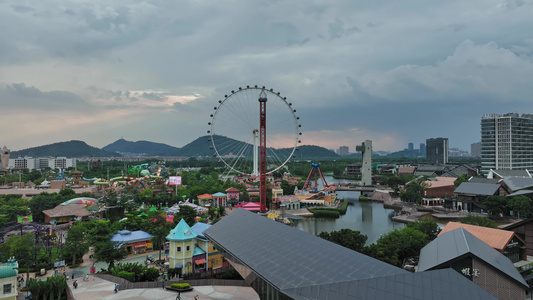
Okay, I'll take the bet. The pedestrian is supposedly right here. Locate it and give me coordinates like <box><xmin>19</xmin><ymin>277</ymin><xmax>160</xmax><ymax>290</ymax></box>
<box><xmin>114</xmin><ymin>284</ymin><xmax>118</xmax><ymax>293</ymax></box>
<box><xmin>73</xmin><ymin>280</ymin><xmax>78</xmax><ymax>289</ymax></box>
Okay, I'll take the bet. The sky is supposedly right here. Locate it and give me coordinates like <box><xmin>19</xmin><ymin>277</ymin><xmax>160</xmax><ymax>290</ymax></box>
<box><xmin>1</xmin><ymin>0</ymin><xmax>533</xmax><ymax>153</ymax></box>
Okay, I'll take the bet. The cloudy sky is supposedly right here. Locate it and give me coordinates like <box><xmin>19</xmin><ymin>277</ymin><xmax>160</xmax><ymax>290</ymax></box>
<box><xmin>1</xmin><ymin>0</ymin><xmax>533</xmax><ymax>153</ymax></box>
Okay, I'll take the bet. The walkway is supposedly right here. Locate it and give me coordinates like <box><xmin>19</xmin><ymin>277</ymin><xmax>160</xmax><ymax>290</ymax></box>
<box><xmin>70</xmin><ymin>276</ymin><xmax>259</xmax><ymax>300</ymax></box>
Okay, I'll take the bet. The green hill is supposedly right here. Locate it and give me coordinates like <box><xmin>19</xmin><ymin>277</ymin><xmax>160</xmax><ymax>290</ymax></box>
<box><xmin>10</xmin><ymin>137</ymin><xmax>339</xmax><ymax>159</ymax></box>
<box><xmin>103</xmin><ymin>139</ymin><xmax>179</xmax><ymax>156</ymax></box>
<box><xmin>11</xmin><ymin>140</ymin><xmax>121</xmax><ymax>158</ymax></box>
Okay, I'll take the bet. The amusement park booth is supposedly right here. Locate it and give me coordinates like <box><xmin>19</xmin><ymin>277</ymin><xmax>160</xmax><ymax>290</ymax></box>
<box><xmin>211</xmin><ymin>192</ymin><xmax>227</xmax><ymax>208</ymax></box>
<box><xmin>197</xmin><ymin>194</ymin><xmax>213</xmax><ymax>207</ymax></box>
<box><xmin>111</xmin><ymin>230</ymin><xmax>153</xmax><ymax>255</ymax></box>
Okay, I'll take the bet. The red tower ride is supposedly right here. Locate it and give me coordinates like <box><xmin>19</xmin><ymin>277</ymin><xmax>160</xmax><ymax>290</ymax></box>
<box><xmin>259</xmin><ymin>89</ymin><xmax>268</xmax><ymax>213</ymax></box>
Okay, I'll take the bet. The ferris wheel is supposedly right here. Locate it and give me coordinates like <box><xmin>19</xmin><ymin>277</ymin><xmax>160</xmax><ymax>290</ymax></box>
<box><xmin>208</xmin><ymin>85</ymin><xmax>301</xmax><ymax>175</ymax></box>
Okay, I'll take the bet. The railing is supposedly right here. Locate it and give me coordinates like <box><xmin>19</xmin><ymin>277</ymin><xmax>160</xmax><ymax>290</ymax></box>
<box><xmin>94</xmin><ymin>273</ymin><xmax>247</xmax><ymax>291</ymax></box>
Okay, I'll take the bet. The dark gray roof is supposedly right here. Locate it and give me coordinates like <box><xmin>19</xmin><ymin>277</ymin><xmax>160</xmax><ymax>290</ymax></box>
<box><xmin>490</xmin><ymin>169</ymin><xmax>531</xmax><ymax>178</ymax></box>
<box><xmin>506</xmin><ymin>189</ymin><xmax>533</xmax><ymax>197</ymax></box>
<box><xmin>418</xmin><ymin>228</ymin><xmax>528</xmax><ymax>289</ymax></box>
<box><xmin>469</xmin><ymin>177</ymin><xmax>500</xmax><ymax>184</ymax></box>
<box><xmin>503</xmin><ymin>177</ymin><xmax>533</xmax><ymax>192</ymax></box>
<box><xmin>416</xmin><ymin>165</ymin><xmax>447</xmax><ymax>171</ymax></box>
<box><xmin>413</xmin><ymin>171</ymin><xmax>436</xmax><ymax>176</ymax></box>
<box><xmin>454</xmin><ymin>182</ymin><xmax>500</xmax><ymax>196</ymax></box>
<box><xmin>282</xmin><ymin>269</ymin><xmax>496</xmax><ymax>300</ymax></box>
<box><xmin>204</xmin><ymin>209</ymin><xmax>499</xmax><ymax>300</ymax></box>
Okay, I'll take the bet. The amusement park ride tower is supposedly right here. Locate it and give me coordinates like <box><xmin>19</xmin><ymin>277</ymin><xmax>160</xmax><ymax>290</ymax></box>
<box><xmin>302</xmin><ymin>163</ymin><xmax>329</xmax><ymax>193</ymax></box>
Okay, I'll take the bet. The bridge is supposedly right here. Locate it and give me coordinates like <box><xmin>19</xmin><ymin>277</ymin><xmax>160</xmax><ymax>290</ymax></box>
<box><xmin>335</xmin><ymin>186</ymin><xmax>376</xmax><ymax>192</ymax></box>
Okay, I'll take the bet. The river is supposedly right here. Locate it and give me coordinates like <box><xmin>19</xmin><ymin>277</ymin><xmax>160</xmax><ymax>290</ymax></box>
<box><xmin>294</xmin><ymin>176</ymin><xmax>405</xmax><ymax>245</ymax></box>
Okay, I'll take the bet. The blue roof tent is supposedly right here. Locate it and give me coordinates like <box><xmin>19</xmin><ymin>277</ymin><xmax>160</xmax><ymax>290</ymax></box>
<box><xmin>110</xmin><ymin>230</ymin><xmax>152</xmax><ymax>244</ymax></box>
<box><xmin>203</xmin><ymin>208</ymin><xmax>498</xmax><ymax>300</ymax></box>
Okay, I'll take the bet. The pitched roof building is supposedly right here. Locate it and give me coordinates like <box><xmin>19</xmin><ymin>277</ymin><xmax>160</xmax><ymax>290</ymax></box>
<box><xmin>204</xmin><ymin>208</ymin><xmax>498</xmax><ymax>300</ymax></box>
<box><xmin>419</xmin><ymin>228</ymin><xmax>528</xmax><ymax>300</ymax></box>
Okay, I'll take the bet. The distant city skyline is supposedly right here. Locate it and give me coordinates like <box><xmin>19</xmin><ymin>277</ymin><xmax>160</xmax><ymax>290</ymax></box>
<box><xmin>2</xmin><ymin>1</ymin><xmax>532</xmax><ymax>153</ymax></box>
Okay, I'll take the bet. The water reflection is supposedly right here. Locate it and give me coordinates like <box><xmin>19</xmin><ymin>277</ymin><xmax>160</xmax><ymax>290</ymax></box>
<box><xmin>294</xmin><ymin>191</ymin><xmax>405</xmax><ymax>245</ymax></box>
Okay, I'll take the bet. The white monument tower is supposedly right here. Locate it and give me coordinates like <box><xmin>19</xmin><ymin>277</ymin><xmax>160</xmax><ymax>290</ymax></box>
<box><xmin>356</xmin><ymin>140</ymin><xmax>372</xmax><ymax>186</ymax></box>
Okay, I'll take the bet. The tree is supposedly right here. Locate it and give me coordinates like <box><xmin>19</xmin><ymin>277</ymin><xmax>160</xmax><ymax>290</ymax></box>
<box><xmin>482</xmin><ymin>195</ymin><xmax>508</xmax><ymax>215</ymax></box>
<box><xmin>93</xmin><ymin>241</ymin><xmax>129</xmax><ymax>270</ymax></box>
<box><xmin>63</xmin><ymin>223</ymin><xmax>89</xmax><ymax>265</ymax></box>
<box><xmin>174</xmin><ymin>205</ymin><xmax>197</xmax><ymax>226</ymax></box>
<box><xmin>454</xmin><ymin>174</ymin><xmax>469</xmax><ymax>187</ymax></box>
<box><xmin>366</xmin><ymin>227</ymin><xmax>429</xmax><ymax>267</ymax></box>
<box><xmin>406</xmin><ymin>219</ymin><xmax>441</xmax><ymax>240</ymax></box>
<box><xmin>318</xmin><ymin>229</ymin><xmax>368</xmax><ymax>253</ymax></box>
<box><xmin>507</xmin><ymin>195</ymin><xmax>533</xmax><ymax>218</ymax></box>
<box><xmin>400</xmin><ymin>178</ymin><xmax>428</xmax><ymax>204</ymax></box>
<box><xmin>460</xmin><ymin>215</ymin><xmax>497</xmax><ymax>228</ymax></box>
<box><xmin>149</xmin><ymin>227</ymin><xmax>168</xmax><ymax>261</ymax></box>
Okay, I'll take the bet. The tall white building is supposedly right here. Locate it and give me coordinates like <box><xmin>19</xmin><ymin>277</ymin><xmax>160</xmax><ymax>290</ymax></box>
<box><xmin>356</xmin><ymin>140</ymin><xmax>372</xmax><ymax>186</ymax></box>
<box><xmin>481</xmin><ymin>113</ymin><xmax>533</xmax><ymax>173</ymax></box>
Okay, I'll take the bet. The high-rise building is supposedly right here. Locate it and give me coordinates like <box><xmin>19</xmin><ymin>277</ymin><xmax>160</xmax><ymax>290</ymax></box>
<box><xmin>408</xmin><ymin>143</ymin><xmax>414</xmax><ymax>151</ymax></box>
<box><xmin>471</xmin><ymin>142</ymin><xmax>481</xmax><ymax>158</ymax></box>
<box><xmin>481</xmin><ymin>113</ymin><xmax>533</xmax><ymax>173</ymax></box>
<box><xmin>419</xmin><ymin>143</ymin><xmax>426</xmax><ymax>156</ymax></box>
<box><xmin>426</xmin><ymin>138</ymin><xmax>448</xmax><ymax>164</ymax></box>
<box><xmin>338</xmin><ymin>146</ymin><xmax>349</xmax><ymax>156</ymax></box>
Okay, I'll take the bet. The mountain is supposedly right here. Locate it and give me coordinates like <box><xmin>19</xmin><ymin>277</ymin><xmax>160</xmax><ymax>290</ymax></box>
<box><xmin>10</xmin><ymin>137</ymin><xmax>339</xmax><ymax>159</ymax></box>
<box><xmin>11</xmin><ymin>140</ymin><xmax>121</xmax><ymax>158</ymax></box>
<box><xmin>103</xmin><ymin>139</ymin><xmax>179</xmax><ymax>156</ymax></box>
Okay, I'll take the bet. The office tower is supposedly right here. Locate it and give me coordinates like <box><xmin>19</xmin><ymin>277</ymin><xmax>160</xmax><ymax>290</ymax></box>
<box><xmin>408</xmin><ymin>143</ymin><xmax>414</xmax><ymax>151</ymax></box>
<box><xmin>471</xmin><ymin>142</ymin><xmax>481</xmax><ymax>158</ymax></box>
<box><xmin>481</xmin><ymin>113</ymin><xmax>533</xmax><ymax>173</ymax></box>
<box><xmin>419</xmin><ymin>143</ymin><xmax>426</xmax><ymax>156</ymax></box>
<box><xmin>356</xmin><ymin>140</ymin><xmax>372</xmax><ymax>186</ymax></box>
<box><xmin>426</xmin><ymin>138</ymin><xmax>448</xmax><ymax>164</ymax></box>
<box><xmin>338</xmin><ymin>146</ymin><xmax>349</xmax><ymax>156</ymax></box>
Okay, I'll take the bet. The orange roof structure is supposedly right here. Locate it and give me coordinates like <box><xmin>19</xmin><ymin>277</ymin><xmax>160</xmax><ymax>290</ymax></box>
<box><xmin>197</xmin><ymin>193</ymin><xmax>213</xmax><ymax>199</ymax></box>
<box><xmin>225</xmin><ymin>187</ymin><xmax>240</xmax><ymax>193</ymax></box>
<box><xmin>439</xmin><ymin>222</ymin><xmax>523</xmax><ymax>252</ymax></box>
<box><xmin>425</xmin><ymin>177</ymin><xmax>456</xmax><ymax>189</ymax></box>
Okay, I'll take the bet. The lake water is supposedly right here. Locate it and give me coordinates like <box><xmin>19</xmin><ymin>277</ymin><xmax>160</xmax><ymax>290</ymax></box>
<box><xmin>295</xmin><ymin>176</ymin><xmax>405</xmax><ymax>245</ymax></box>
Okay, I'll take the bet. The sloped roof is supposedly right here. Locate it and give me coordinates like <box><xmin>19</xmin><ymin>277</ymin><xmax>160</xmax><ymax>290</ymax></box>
<box><xmin>502</xmin><ymin>177</ymin><xmax>533</xmax><ymax>192</ymax></box>
<box><xmin>212</xmin><ymin>192</ymin><xmax>226</xmax><ymax>197</ymax></box>
<box><xmin>0</xmin><ymin>265</ymin><xmax>17</xmax><ymax>279</ymax></box>
<box><xmin>425</xmin><ymin>177</ymin><xmax>456</xmax><ymax>189</ymax></box>
<box><xmin>193</xmin><ymin>246</ymin><xmax>206</xmax><ymax>256</ymax></box>
<box><xmin>111</xmin><ymin>230</ymin><xmax>152</xmax><ymax>244</ymax></box>
<box><xmin>197</xmin><ymin>193</ymin><xmax>212</xmax><ymax>199</ymax></box>
<box><xmin>439</xmin><ymin>222</ymin><xmax>519</xmax><ymax>251</ymax></box>
<box><xmin>204</xmin><ymin>208</ymin><xmax>498</xmax><ymax>300</ymax></box>
<box><xmin>506</xmin><ymin>189</ymin><xmax>533</xmax><ymax>197</ymax></box>
<box><xmin>166</xmin><ymin>219</ymin><xmax>197</xmax><ymax>241</ymax></box>
<box><xmin>191</xmin><ymin>222</ymin><xmax>211</xmax><ymax>239</ymax></box>
<box><xmin>225</xmin><ymin>187</ymin><xmax>240</xmax><ymax>193</ymax></box>
<box><xmin>469</xmin><ymin>177</ymin><xmax>500</xmax><ymax>184</ymax></box>
<box><xmin>490</xmin><ymin>169</ymin><xmax>531</xmax><ymax>178</ymax></box>
<box><xmin>42</xmin><ymin>203</ymin><xmax>93</xmax><ymax>218</ymax></box>
<box><xmin>454</xmin><ymin>182</ymin><xmax>500</xmax><ymax>196</ymax></box>
<box><xmin>419</xmin><ymin>228</ymin><xmax>528</xmax><ymax>289</ymax></box>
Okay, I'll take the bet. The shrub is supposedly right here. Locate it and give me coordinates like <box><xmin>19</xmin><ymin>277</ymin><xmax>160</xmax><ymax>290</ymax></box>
<box><xmin>170</xmin><ymin>283</ymin><xmax>191</xmax><ymax>289</ymax></box>
<box><xmin>143</xmin><ymin>267</ymin><xmax>161</xmax><ymax>281</ymax></box>
<box><xmin>309</xmin><ymin>209</ymin><xmax>340</xmax><ymax>218</ymax></box>
<box><xmin>117</xmin><ymin>271</ymin><xmax>135</xmax><ymax>282</ymax></box>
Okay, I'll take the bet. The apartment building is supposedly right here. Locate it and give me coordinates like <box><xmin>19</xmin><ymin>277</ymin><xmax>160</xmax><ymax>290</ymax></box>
<box><xmin>481</xmin><ymin>113</ymin><xmax>533</xmax><ymax>173</ymax></box>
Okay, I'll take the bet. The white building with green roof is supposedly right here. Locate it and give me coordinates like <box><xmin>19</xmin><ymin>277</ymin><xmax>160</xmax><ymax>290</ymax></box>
<box><xmin>0</xmin><ymin>258</ymin><xmax>18</xmax><ymax>300</ymax></box>
<box><xmin>166</xmin><ymin>219</ymin><xmax>198</xmax><ymax>274</ymax></box>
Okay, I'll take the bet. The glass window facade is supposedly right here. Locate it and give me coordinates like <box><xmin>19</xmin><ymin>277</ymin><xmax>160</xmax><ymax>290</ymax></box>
<box><xmin>481</xmin><ymin>113</ymin><xmax>533</xmax><ymax>174</ymax></box>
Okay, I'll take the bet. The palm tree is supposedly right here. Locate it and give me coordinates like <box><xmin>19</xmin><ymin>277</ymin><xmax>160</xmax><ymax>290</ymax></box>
<box><xmin>150</xmin><ymin>227</ymin><xmax>168</xmax><ymax>262</ymax></box>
